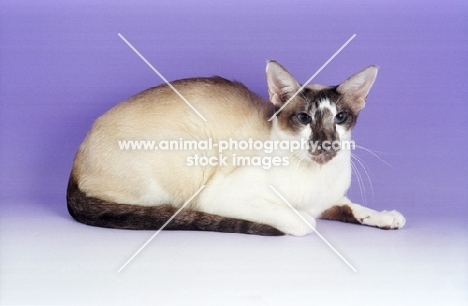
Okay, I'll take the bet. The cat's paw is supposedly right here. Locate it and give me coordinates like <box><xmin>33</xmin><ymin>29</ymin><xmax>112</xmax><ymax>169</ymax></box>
<box><xmin>379</xmin><ymin>210</ymin><xmax>406</xmax><ymax>229</ymax></box>
<box><xmin>360</xmin><ymin>209</ymin><xmax>406</xmax><ymax>230</ymax></box>
<box><xmin>278</xmin><ymin>211</ymin><xmax>316</xmax><ymax>236</ymax></box>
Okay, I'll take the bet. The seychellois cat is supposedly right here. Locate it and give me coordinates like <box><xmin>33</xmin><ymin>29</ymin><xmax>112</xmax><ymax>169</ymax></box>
<box><xmin>67</xmin><ymin>61</ymin><xmax>405</xmax><ymax>236</ymax></box>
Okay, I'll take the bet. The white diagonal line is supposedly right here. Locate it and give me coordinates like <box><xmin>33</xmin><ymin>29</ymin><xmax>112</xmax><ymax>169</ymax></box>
<box><xmin>117</xmin><ymin>185</ymin><xmax>206</xmax><ymax>273</ymax></box>
<box><xmin>268</xmin><ymin>34</ymin><xmax>356</xmax><ymax>121</ymax></box>
<box><xmin>268</xmin><ymin>185</ymin><xmax>357</xmax><ymax>272</ymax></box>
<box><xmin>118</xmin><ymin>33</ymin><xmax>207</xmax><ymax>122</ymax></box>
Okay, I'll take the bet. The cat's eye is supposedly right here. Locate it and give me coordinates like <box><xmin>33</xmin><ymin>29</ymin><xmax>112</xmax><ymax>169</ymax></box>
<box><xmin>297</xmin><ymin>113</ymin><xmax>312</xmax><ymax>124</ymax></box>
<box><xmin>334</xmin><ymin>111</ymin><xmax>348</xmax><ymax>124</ymax></box>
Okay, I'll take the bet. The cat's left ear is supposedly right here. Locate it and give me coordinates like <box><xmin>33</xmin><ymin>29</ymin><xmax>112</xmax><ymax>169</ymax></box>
<box><xmin>337</xmin><ymin>65</ymin><xmax>378</xmax><ymax>112</ymax></box>
<box><xmin>266</xmin><ymin>61</ymin><xmax>301</xmax><ymax>108</ymax></box>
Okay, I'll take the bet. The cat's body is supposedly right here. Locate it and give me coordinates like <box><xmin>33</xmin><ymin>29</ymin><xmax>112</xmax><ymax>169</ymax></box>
<box><xmin>67</xmin><ymin>61</ymin><xmax>405</xmax><ymax>236</ymax></box>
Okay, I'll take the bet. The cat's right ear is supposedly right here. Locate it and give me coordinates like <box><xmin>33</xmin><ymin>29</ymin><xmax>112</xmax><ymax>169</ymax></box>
<box><xmin>266</xmin><ymin>61</ymin><xmax>300</xmax><ymax>108</ymax></box>
<box><xmin>336</xmin><ymin>65</ymin><xmax>378</xmax><ymax>113</ymax></box>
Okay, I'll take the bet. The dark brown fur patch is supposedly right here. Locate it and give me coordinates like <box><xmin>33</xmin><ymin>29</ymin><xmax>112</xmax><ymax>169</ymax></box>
<box><xmin>276</xmin><ymin>86</ymin><xmax>358</xmax><ymax>139</ymax></box>
<box><xmin>67</xmin><ymin>175</ymin><xmax>284</xmax><ymax>236</ymax></box>
<box><xmin>320</xmin><ymin>205</ymin><xmax>360</xmax><ymax>224</ymax></box>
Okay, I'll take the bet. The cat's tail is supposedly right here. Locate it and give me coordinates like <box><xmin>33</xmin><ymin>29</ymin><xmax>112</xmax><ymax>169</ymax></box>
<box><xmin>66</xmin><ymin>175</ymin><xmax>284</xmax><ymax>236</ymax></box>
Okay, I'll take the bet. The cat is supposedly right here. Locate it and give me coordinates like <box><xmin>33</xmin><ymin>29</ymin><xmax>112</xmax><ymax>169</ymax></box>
<box><xmin>67</xmin><ymin>60</ymin><xmax>405</xmax><ymax>236</ymax></box>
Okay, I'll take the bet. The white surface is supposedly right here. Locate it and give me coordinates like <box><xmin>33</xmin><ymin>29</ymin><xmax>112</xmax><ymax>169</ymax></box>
<box><xmin>1</xmin><ymin>208</ymin><xmax>467</xmax><ymax>305</ymax></box>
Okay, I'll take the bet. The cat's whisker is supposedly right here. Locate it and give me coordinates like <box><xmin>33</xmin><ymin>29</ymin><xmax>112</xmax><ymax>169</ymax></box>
<box><xmin>350</xmin><ymin>158</ymin><xmax>367</xmax><ymax>207</ymax></box>
<box><xmin>355</xmin><ymin>145</ymin><xmax>392</xmax><ymax>155</ymax></box>
<box><xmin>351</xmin><ymin>153</ymin><xmax>374</xmax><ymax>205</ymax></box>
<box><xmin>292</xmin><ymin>148</ymin><xmax>309</xmax><ymax>166</ymax></box>
<box><xmin>355</xmin><ymin>145</ymin><xmax>394</xmax><ymax>168</ymax></box>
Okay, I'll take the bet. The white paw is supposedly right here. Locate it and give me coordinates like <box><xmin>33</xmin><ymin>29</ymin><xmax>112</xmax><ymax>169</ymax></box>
<box><xmin>278</xmin><ymin>211</ymin><xmax>316</xmax><ymax>236</ymax></box>
<box><xmin>361</xmin><ymin>209</ymin><xmax>406</xmax><ymax>230</ymax></box>
<box><xmin>380</xmin><ymin>210</ymin><xmax>406</xmax><ymax>229</ymax></box>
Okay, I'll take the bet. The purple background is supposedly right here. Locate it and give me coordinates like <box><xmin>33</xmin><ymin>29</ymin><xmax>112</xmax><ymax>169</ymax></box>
<box><xmin>1</xmin><ymin>1</ymin><xmax>468</xmax><ymax>305</ymax></box>
<box><xmin>1</xmin><ymin>0</ymin><xmax>467</xmax><ymax>221</ymax></box>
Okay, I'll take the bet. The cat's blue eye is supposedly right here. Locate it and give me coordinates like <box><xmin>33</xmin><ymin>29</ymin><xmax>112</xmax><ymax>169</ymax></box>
<box><xmin>297</xmin><ymin>113</ymin><xmax>312</xmax><ymax>124</ymax></box>
<box><xmin>334</xmin><ymin>111</ymin><xmax>348</xmax><ymax>124</ymax></box>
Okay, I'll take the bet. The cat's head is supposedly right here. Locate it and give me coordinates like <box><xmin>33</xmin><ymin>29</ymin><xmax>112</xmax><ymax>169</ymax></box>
<box><xmin>266</xmin><ymin>61</ymin><xmax>378</xmax><ymax>164</ymax></box>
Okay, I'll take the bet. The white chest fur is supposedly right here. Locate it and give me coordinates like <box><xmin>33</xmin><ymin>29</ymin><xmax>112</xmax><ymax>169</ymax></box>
<box><xmin>267</xmin><ymin>149</ymin><xmax>352</xmax><ymax>216</ymax></box>
<box><xmin>197</xmin><ymin>148</ymin><xmax>351</xmax><ymax>218</ymax></box>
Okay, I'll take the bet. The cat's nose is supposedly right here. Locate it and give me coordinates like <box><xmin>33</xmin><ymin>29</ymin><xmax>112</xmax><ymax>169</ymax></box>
<box><xmin>308</xmin><ymin>139</ymin><xmax>340</xmax><ymax>164</ymax></box>
<box><xmin>311</xmin><ymin>127</ymin><xmax>336</xmax><ymax>144</ymax></box>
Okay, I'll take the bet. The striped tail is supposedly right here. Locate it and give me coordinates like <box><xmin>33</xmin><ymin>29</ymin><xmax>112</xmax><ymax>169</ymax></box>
<box><xmin>66</xmin><ymin>175</ymin><xmax>284</xmax><ymax>236</ymax></box>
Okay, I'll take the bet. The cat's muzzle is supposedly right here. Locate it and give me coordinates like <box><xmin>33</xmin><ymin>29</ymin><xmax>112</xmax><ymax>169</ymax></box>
<box><xmin>310</xmin><ymin>148</ymin><xmax>338</xmax><ymax>164</ymax></box>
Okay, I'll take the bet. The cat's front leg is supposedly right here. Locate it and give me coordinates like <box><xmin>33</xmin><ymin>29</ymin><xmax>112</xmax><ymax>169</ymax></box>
<box><xmin>319</xmin><ymin>197</ymin><xmax>406</xmax><ymax>230</ymax></box>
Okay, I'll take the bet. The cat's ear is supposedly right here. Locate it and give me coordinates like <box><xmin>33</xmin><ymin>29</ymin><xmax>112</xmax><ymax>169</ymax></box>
<box><xmin>266</xmin><ymin>61</ymin><xmax>301</xmax><ymax>108</ymax></box>
<box><xmin>337</xmin><ymin>65</ymin><xmax>378</xmax><ymax>112</ymax></box>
